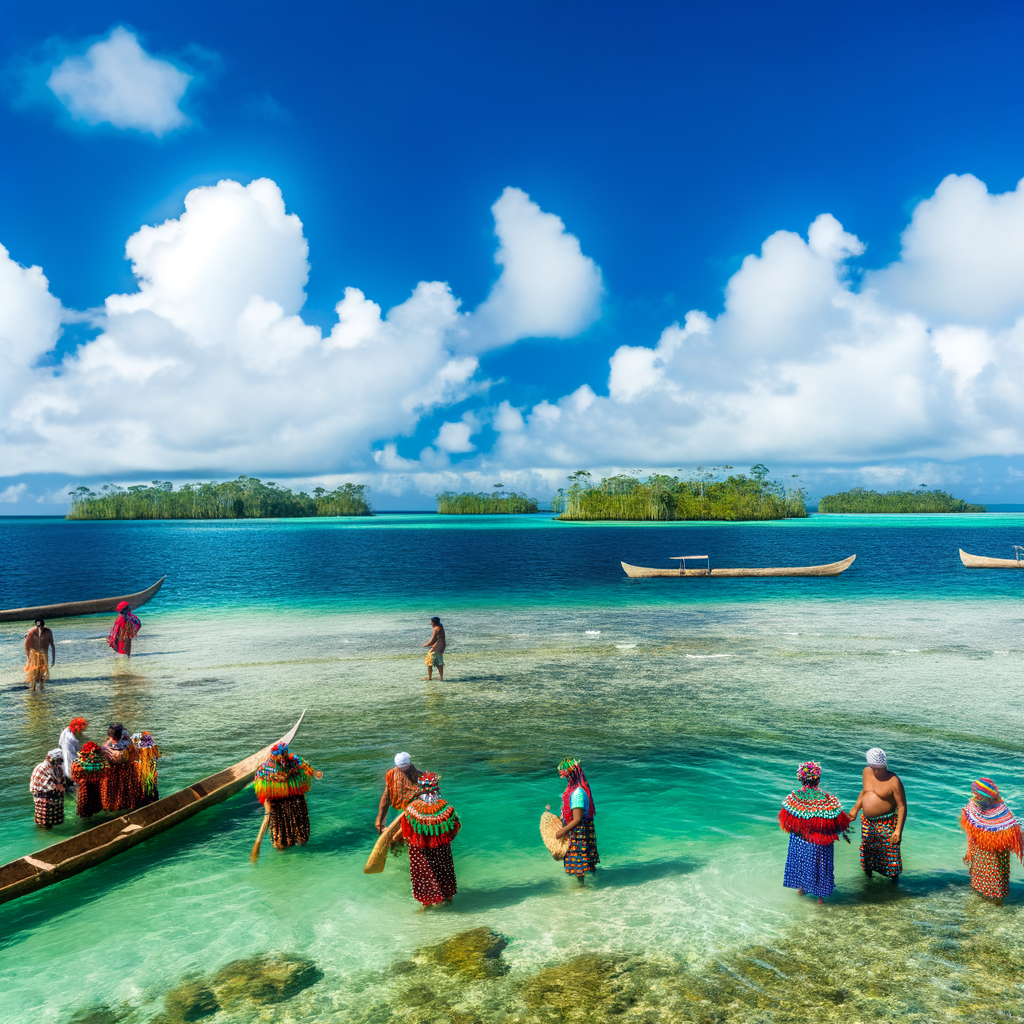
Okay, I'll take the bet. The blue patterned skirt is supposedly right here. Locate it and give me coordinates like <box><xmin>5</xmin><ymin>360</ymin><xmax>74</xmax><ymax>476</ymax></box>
<box><xmin>563</xmin><ymin>818</ymin><xmax>599</xmax><ymax>876</ymax></box>
<box><xmin>783</xmin><ymin>832</ymin><xmax>835</xmax><ymax>898</ymax></box>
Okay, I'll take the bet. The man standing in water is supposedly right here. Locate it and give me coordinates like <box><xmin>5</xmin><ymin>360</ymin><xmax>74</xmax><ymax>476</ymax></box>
<box><xmin>24</xmin><ymin>618</ymin><xmax>55</xmax><ymax>690</ymax></box>
<box><xmin>422</xmin><ymin>616</ymin><xmax>445</xmax><ymax>681</ymax></box>
<box><xmin>375</xmin><ymin>752</ymin><xmax>424</xmax><ymax>834</ymax></box>
<box><xmin>850</xmin><ymin>747</ymin><xmax>907</xmax><ymax>884</ymax></box>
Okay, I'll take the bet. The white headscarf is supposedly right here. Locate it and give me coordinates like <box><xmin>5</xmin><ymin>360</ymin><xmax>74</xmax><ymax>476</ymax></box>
<box><xmin>866</xmin><ymin>747</ymin><xmax>887</xmax><ymax>767</ymax></box>
<box><xmin>394</xmin><ymin>752</ymin><xmax>412</xmax><ymax>768</ymax></box>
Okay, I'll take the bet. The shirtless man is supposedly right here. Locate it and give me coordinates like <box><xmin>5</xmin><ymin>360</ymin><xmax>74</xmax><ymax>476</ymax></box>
<box><xmin>422</xmin><ymin>616</ymin><xmax>445</xmax><ymax>681</ymax></box>
<box><xmin>850</xmin><ymin>747</ymin><xmax>907</xmax><ymax>883</ymax></box>
<box><xmin>24</xmin><ymin>618</ymin><xmax>55</xmax><ymax>690</ymax></box>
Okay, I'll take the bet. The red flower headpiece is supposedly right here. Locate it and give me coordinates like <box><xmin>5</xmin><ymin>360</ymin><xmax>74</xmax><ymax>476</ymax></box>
<box><xmin>69</xmin><ymin>716</ymin><xmax>89</xmax><ymax>733</ymax></box>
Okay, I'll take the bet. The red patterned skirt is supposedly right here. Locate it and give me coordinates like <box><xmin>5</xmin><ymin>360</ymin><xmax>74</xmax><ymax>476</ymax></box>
<box><xmin>408</xmin><ymin>843</ymin><xmax>457</xmax><ymax>905</ymax></box>
<box><xmin>966</xmin><ymin>840</ymin><xmax>1010</xmax><ymax>901</ymax></box>
<box><xmin>100</xmin><ymin>762</ymin><xmax>143</xmax><ymax>813</ymax></box>
<box><xmin>860</xmin><ymin>811</ymin><xmax>902</xmax><ymax>878</ymax></box>
<box><xmin>34</xmin><ymin>795</ymin><xmax>64</xmax><ymax>828</ymax></box>
<box><xmin>563</xmin><ymin>819</ymin><xmax>600</xmax><ymax>876</ymax></box>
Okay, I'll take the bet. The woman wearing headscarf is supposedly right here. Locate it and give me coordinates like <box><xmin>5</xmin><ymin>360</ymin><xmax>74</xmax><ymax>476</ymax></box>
<box><xmin>100</xmin><ymin>723</ymin><xmax>142</xmax><ymax>812</ymax></box>
<box><xmin>554</xmin><ymin>757</ymin><xmax>599</xmax><ymax>884</ymax></box>
<box><xmin>107</xmin><ymin>602</ymin><xmax>141</xmax><ymax>656</ymax></box>
<box><xmin>779</xmin><ymin>761</ymin><xmax>851</xmax><ymax>903</ymax></box>
<box><xmin>400</xmin><ymin>772</ymin><xmax>460</xmax><ymax>907</ymax></box>
<box><xmin>29</xmin><ymin>748</ymin><xmax>67</xmax><ymax>828</ymax></box>
<box><xmin>960</xmin><ymin>778</ymin><xmax>1023</xmax><ymax>903</ymax></box>
<box><xmin>253</xmin><ymin>742</ymin><xmax>322</xmax><ymax>849</ymax></box>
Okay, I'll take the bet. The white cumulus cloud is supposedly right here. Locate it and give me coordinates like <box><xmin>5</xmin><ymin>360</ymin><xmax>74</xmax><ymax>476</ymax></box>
<box><xmin>47</xmin><ymin>27</ymin><xmax>192</xmax><ymax>136</ymax></box>
<box><xmin>464</xmin><ymin>174</ymin><xmax>1024</xmax><ymax>475</ymax></box>
<box><xmin>0</xmin><ymin>179</ymin><xmax>602</xmax><ymax>477</ymax></box>
<box><xmin>462</xmin><ymin>187</ymin><xmax>603</xmax><ymax>351</ymax></box>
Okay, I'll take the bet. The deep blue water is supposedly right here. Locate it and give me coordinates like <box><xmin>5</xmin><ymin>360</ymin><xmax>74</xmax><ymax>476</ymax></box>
<box><xmin>2</xmin><ymin>512</ymin><xmax>1024</xmax><ymax>613</ymax></box>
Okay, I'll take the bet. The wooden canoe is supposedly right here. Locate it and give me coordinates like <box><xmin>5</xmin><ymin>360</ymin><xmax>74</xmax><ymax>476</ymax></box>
<box><xmin>0</xmin><ymin>710</ymin><xmax>305</xmax><ymax>907</ymax></box>
<box><xmin>621</xmin><ymin>554</ymin><xmax>856</xmax><ymax>578</ymax></box>
<box><xmin>959</xmin><ymin>548</ymin><xmax>1024</xmax><ymax>568</ymax></box>
<box><xmin>0</xmin><ymin>576</ymin><xmax>166</xmax><ymax>623</ymax></box>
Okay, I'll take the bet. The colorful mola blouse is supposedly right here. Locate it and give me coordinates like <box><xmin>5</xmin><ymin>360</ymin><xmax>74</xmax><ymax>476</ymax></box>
<box><xmin>779</xmin><ymin>785</ymin><xmax>851</xmax><ymax>845</ymax></box>
<box><xmin>401</xmin><ymin>796</ymin><xmax>461</xmax><ymax>849</ymax></box>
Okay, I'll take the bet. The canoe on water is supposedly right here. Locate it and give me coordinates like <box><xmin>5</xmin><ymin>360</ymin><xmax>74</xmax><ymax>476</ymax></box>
<box><xmin>0</xmin><ymin>576</ymin><xmax>166</xmax><ymax>623</ymax></box>
<box><xmin>959</xmin><ymin>547</ymin><xmax>1024</xmax><ymax>568</ymax></box>
<box><xmin>0</xmin><ymin>711</ymin><xmax>305</xmax><ymax>907</ymax></box>
<box><xmin>621</xmin><ymin>554</ymin><xmax>856</xmax><ymax>578</ymax></box>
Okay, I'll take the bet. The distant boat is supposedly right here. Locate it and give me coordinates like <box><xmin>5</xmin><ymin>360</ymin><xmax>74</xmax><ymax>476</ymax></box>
<box><xmin>621</xmin><ymin>554</ymin><xmax>856</xmax><ymax>578</ymax></box>
<box><xmin>0</xmin><ymin>576</ymin><xmax>165</xmax><ymax>623</ymax></box>
<box><xmin>0</xmin><ymin>711</ymin><xmax>305</xmax><ymax>907</ymax></box>
<box><xmin>959</xmin><ymin>547</ymin><xmax>1024</xmax><ymax>569</ymax></box>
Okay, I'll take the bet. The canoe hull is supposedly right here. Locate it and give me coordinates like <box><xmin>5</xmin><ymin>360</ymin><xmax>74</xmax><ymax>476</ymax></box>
<box><xmin>621</xmin><ymin>555</ymin><xmax>856</xmax><ymax>578</ymax></box>
<box><xmin>0</xmin><ymin>576</ymin><xmax>166</xmax><ymax>623</ymax></box>
<box><xmin>0</xmin><ymin>712</ymin><xmax>304</xmax><ymax>907</ymax></box>
<box><xmin>959</xmin><ymin>548</ymin><xmax>1023</xmax><ymax>569</ymax></box>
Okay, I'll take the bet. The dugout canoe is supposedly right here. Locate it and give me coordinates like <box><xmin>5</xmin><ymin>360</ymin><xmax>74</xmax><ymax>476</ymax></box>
<box><xmin>620</xmin><ymin>554</ymin><xmax>857</xmax><ymax>578</ymax></box>
<box><xmin>0</xmin><ymin>710</ymin><xmax>305</xmax><ymax>907</ymax></box>
<box><xmin>0</xmin><ymin>576</ymin><xmax>166</xmax><ymax>623</ymax></box>
<box><xmin>959</xmin><ymin>547</ymin><xmax>1024</xmax><ymax>569</ymax></box>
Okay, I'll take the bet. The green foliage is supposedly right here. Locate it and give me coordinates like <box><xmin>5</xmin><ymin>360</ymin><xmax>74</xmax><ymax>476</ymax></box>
<box><xmin>66</xmin><ymin>477</ymin><xmax>372</xmax><ymax>520</ymax></box>
<box><xmin>817</xmin><ymin>487</ymin><xmax>986</xmax><ymax>513</ymax></box>
<box><xmin>552</xmin><ymin>466</ymin><xmax>808</xmax><ymax>521</ymax></box>
<box><xmin>436</xmin><ymin>490</ymin><xmax>539</xmax><ymax>514</ymax></box>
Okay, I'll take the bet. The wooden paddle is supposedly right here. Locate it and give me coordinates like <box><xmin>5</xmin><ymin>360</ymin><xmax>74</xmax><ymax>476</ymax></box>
<box><xmin>364</xmin><ymin>814</ymin><xmax>405</xmax><ymax>873</ymax></box>
<box><xmin>251</xmin><ymin>805</ymin><xmax>271</xmax><ymax>862</ymax></box>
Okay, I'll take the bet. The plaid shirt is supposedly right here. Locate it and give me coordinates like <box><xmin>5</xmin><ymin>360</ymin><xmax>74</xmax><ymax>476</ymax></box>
<box><xmin>29</xmin><ymin>759</ymin><xmax>66</xmax><ymax>798</ymax></box>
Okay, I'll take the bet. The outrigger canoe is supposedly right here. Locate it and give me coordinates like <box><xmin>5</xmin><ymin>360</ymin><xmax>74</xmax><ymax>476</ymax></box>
<box><xmin>0</xmin><ymin>576</ymin><xmax>166</xmax><ymax>623</ymax></box>
<box><xmin>0</xmin><ymin>711</ymin><xmax>305</xmax><ymax>907</ymax></box>
<box><xmin>621</xmin><ymin>554</ymin><xmax>856</xmax><ymax>578</ymax></box>
<box><xmin>959</xmin><ymin>547</ymin><xmax>1024</xmax><ymax>568</ymax></box>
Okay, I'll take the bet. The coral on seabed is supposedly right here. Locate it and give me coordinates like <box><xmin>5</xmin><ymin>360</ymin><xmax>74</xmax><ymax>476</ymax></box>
<box><xmin>63</xmin><ymin>894</ymin><xmax>1024</xmax><ymax>1024</ymax></box>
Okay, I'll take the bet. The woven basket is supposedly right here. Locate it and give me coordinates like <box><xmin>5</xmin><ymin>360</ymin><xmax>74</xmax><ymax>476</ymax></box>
<box><xmin>540</xmin><ymin>810</ymin><xmax>569</xmax><ymax>860</ymax></box>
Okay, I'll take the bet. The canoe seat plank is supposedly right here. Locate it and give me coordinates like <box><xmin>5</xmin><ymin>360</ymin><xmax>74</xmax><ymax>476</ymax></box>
<box><xmin>24</xmin><ymin>857</ymin><xmax>56</xmax><ymax>872</ymax></box>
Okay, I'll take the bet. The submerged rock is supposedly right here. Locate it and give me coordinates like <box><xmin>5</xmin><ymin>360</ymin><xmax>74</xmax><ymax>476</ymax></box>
<box><xmin>520</xmin><ymin>954</ymin><xmax>648</xmax><ymax>1021</ymax></box>
<box><xmin>66</xmin><ymin>1007</ymin><xmax>135</xmax><ymax>1024</ymax></box>
<box><xmin>210</xmin><ymin>952</ymin><xmax>323</xmax><ymax>1008</ymax></box>
<box><xmin>415</xmin><ymin>926</ymin><xmax>510</xmax><ymax>979</ymax></box>
<box><xmin>160</xmin><ymin>978</ymin><xmax>219</xmax><ymax>1023</ymax></box>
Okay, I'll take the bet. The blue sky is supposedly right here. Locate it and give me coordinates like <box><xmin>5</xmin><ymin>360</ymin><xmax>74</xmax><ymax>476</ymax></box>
<box><xmin>1</xmin><ymin>1</ymin><xmax>1023</xmax><ymax>510</ymax></box>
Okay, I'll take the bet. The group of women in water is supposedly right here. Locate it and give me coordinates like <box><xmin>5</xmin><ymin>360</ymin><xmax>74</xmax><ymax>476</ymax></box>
<box><xmin>28</xmin><ymin>718</ymin><xmax>161</xmax><ymax>828</ymax></box>
<box><xmin>779</xmin><ymin>754</ymin><xmax>1023</xmax><ymax>904</ymax></box>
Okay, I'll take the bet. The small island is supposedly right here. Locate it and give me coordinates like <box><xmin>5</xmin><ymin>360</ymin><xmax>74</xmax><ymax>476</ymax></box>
<box><xmin>436</xmin><ymin>490</ymin><xmax>539</xmax><ymax>514</ymax></box>
<box><xmin>817</xmin><ymin>487</ymin><xmax>986</xmax><ymax>514</ymax></box>
<box><xmin>67</xmin><ymin>477</ymin><xmax>373</xmax><ymax>519</ymax></box>
<box><xmin>553</xmin><ymin>465</ymin><xmax>807</xmax><ymax>521</ymax></box>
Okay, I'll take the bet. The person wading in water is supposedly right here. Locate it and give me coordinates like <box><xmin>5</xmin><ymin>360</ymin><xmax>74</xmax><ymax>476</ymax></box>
<box><xmin>376</xmin><ymin>752</ymin><xmax>424</xmax><ymax>834</ymax></box>
<box><xmin>850</xmin><ymin>747</ymin><xmax>908</xmax><ymax>884</ymax></box>
<box><xmin>24</xmin><ymin>618</ymin><xmax>55</xmax><ymax>690</ymax></box>
<box><xmin>422</xmin><ymin>616</ymin><xmax>445</xmax><ymax>681</ymax></box>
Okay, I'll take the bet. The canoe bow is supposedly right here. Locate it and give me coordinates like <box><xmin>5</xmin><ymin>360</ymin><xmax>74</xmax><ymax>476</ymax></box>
<box><xmin>0</xmin><ymin>576</ymin><xmax>166</xmax><ymax>623</ymax></box>
<box><xmin>0</xmin><ymin>710</ymin><xmax>306</xmax><ymax>907</ymax></box>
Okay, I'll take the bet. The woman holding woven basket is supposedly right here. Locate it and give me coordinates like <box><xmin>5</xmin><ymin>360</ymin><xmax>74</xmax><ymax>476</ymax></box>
<box><xmin>554</xmin><ymin>757</ymin><xmax>599</xmax><ymax>885</ymax></box>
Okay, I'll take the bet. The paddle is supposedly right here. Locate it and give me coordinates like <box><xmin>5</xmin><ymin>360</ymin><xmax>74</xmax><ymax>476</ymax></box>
<box><xmin>364</xmin><ymin>814</ymin><xmax>405</xmax><ymax>873</ymax></box>
<box><xmin>251</xmin><ymin>805</ymin><xmax>271</xmax><ymax>862</ymax></box>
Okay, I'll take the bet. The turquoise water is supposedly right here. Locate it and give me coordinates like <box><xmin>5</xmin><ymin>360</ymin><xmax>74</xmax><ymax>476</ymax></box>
<box><xmin>1</xmin><ymin>515</ymin><xmax>1022</xmax><ymax>1023</ymax></box>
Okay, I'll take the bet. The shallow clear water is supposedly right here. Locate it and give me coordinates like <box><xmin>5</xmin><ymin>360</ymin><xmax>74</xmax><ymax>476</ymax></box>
<box><xmin>0</xmin><ymin>514</ymin><xmax>1022</xmax><ymax>1023</ymax></box>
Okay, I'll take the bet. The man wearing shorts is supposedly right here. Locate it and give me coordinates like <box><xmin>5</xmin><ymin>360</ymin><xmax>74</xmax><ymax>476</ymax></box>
<box><xmin>422</xmin><ymin>616</ymin><xmax>445</xmax><ymax>681</ymax></box>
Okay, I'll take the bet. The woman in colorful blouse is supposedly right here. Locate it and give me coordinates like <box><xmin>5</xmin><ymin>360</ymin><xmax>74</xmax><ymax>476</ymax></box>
<box><xmin>107</xmin><ymin>601</ymin><xmax>141</xmax><ymax>656</ymax></box>
<box><xmin>960</xmin><ymin>777</ymin><xmax>1022</xmax><ymax>903</ymax></box>
<box><xmin>400</xmin><ymin>772</ymin><xmax>460</xmax><ymax>908</ymax></box>
<box><xmin>253</xmin><ymin>742</ymin><xmax>322</xmax><ymax>850</ymax></box>
<box><xmin>779</xmin><ymin>760</ymin><xmax>850</xmax><ymax>903</ymax></box>
<box><xmin>554</xmin><ymin>757</ymin><xmax>599</xmax><ymax>885</ymax></box>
